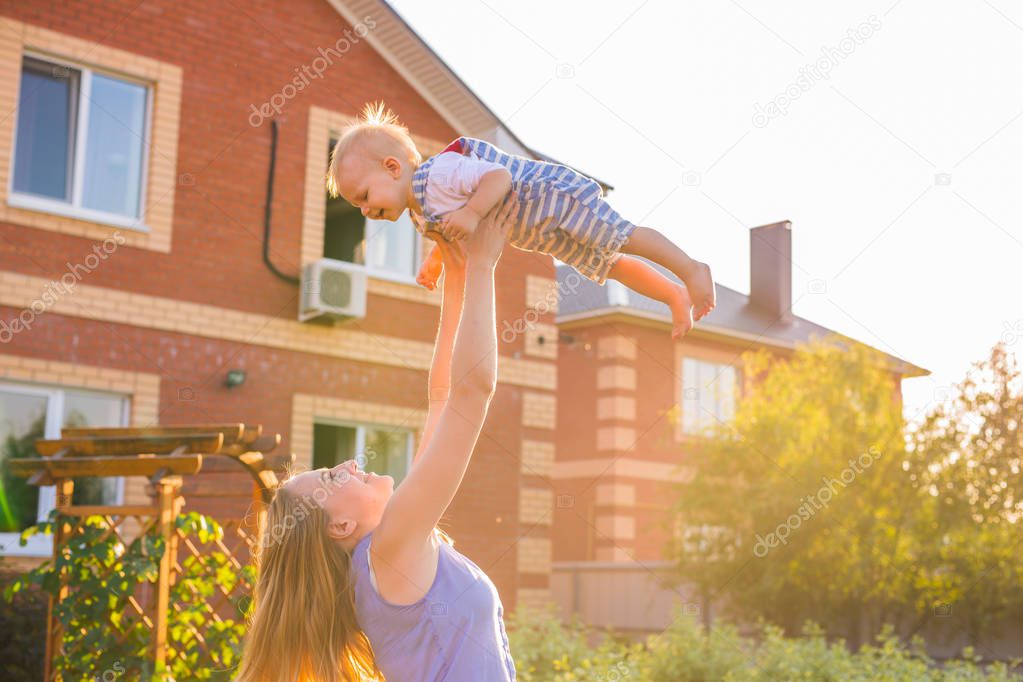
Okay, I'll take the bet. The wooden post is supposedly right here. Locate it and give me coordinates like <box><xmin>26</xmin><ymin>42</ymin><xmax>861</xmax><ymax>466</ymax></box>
<box><xmin>247</xmin><ymin>480</ymin><xmax>267</xmax><ymax>560</ymax></box>
<box><xmin>152</xmin><ymin>475</ymin><xmax>183</xmax><ymax>672</ymax></box>
<box><xmin>44</xmin><ymin>478</ymin><xmax>74</xmax><ymax>682</ymax></box>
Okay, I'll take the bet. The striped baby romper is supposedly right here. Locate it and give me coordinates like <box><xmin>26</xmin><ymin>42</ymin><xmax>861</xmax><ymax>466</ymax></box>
<box><xmin>411</xmin><ymin>137</ymin><xmax>637</xmax><ymax>285</ymax></box>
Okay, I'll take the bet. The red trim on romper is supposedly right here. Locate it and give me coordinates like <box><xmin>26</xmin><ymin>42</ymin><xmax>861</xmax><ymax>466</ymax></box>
<box><xmin>442</xmin><ymin>139</ymin><xmax>464</xmax><ymax>154</ymax></box>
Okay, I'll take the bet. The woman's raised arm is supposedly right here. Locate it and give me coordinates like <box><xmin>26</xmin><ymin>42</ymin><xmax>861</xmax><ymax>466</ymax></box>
<box><xmin>373</xmin><ymin>196</ymin><xmax>516</xmax><ymax>561</ymax></box>
<box><xmin>411</xmin><ymin>233</ymin><xmax>467</xmax><ymax>466</ymax></box>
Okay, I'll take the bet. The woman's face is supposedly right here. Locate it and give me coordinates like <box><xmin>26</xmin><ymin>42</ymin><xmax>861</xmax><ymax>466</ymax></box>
<box><xmin>286</xmin><ymin>459</ymin><xmax>394</xmax><ymax>545</ymax></box>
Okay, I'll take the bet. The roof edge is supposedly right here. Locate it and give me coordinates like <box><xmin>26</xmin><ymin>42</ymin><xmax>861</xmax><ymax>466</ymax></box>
<box><xmin>329</xmin><ymin>0</ymin><xmax>614</xmax><ymax>190</ymax></box>
<box><xmin>555</xmin><ymin>306</ymin><xmax>931</xmax><ymax>378</ymax></box>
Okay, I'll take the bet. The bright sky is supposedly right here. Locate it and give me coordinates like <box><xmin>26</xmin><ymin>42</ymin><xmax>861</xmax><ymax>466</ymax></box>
<box><xmin>387</xmin><ymin>0</ymin><xmax>1023</xmax><ymax>424</ymax></box>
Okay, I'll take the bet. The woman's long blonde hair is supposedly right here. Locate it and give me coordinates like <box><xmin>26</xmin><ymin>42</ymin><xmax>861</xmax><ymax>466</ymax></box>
<box><xmin>235</xmin><ymin>482</ymin><xmax>382</xmax><ymax>681</ymax></box>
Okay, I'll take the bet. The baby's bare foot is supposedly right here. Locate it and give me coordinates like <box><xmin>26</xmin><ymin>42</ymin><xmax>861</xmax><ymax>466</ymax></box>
<box><xmin>668</xmin><ymin>284</ymin><xmax>695</xmax><ymax>341</ymax></box>
<box><xmin>682</xmin><ymin>261</ymin><xmax>716</xmax><ymax>321</ymax></box>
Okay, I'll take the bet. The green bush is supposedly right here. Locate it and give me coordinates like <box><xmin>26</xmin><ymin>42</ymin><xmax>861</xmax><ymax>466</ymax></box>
<box><xmin>0</xmin><ymin>558</ymin><xmax>46</xmax><ymax>681</ymax></box>
<box><xmin>507</xmin><ymin>606</ymin><xmax>640</xmax><ymax>681</ymax></box>
<box><xmin>640</xmin><ymin>614</ymin><xmax>748</xmax><ymax>681</ymax></box>
<box><xmin>508</xmin><ymin>608</ymin><xmax>1022</xmax><ymax>682</ymax></box>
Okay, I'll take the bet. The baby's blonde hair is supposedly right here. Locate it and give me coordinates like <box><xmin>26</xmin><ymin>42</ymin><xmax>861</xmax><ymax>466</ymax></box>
<box><xmin>326</xmin><ymin>101</ymin><xmax>422</xmax><ymax>199</ymax></box>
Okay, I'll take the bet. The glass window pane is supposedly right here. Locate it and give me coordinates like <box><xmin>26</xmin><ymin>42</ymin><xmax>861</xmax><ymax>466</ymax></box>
<box><xmin>364</xmin><ymin>212</ymin><xmax>416</xmax><ymax>277</ymax></box>
<box><xmin>711</xmin><ymin>363</ymin><xmax>727</xmax><ymax>429</ymax></box>
<box><xmin>323</xmin><ymin>139</ymin><xmax>366</xmax><ymax>263</ymax></box>
<box><xmin>682</xmin><ymin>359</ymin><xmax>738</xmax><ymax>435</ymax></box>
<box><xmin>312</xmin><ymin>424</ymin><xmax>357</xmax><ymax>470</ymax></box>
<box><xmin>13</xmin><ymin>58</ymin><xmax>78</xmax><ymax>201</ymax></box>
<box><xmin>698</xmin><ymin>361</ymin><xmax>713</xmax><ymax>433</ymax></box>
<box><xmin>682</xmin><ymin>358</ymin><xmax>698</xmax><ymax>434</ymax></box>
<box><xmin>698</xmin><ymin>360</ymin><xmax>714</xmax><ymax>434</ymax></box>
<box><xmin>323</xmin><ymin>197</ymin><xmax>366</xmax><ymax>263</ymax></box>
<box><xmin>62</xmin><ymin>390</ymin><xmax>126</xmax><ymax>506</ymax></box>
<box><xmin>0</xmin><ymin>389</ymin><xmax>48</xmax><ymax>533</ymax></box>
<box><xmin>362</xmin><ymin>427</ymin><xmax>410</xmax><ymax>484</ymax></box>
<box><xmin>81</xmin><ymin>73</ymin><xmax>147</xmax><ymax>218</ymax></box>
<box><xmin>718</xmin><ymin>366</ymin><xmax>736</xmax><ymax>423</ymax></box>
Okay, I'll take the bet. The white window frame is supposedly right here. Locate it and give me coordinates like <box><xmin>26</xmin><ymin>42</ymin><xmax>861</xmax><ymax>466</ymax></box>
<box><xmin>8</xmin><ymin>50</ymin><xmax>153</xmax><ymax>232</ymax></box>
<box><xmin>0</xmin><ymin>381</ymin><xmax>129</xmax><ymax>557</ymax></box>
<box><xmin>680</xmin><ymin>357</ymin><xmax>738</xmax><ymax>436</ymax></box>
<box><xmin>313</xmin><ymin>418</ymin><xmax>414</xmax><ymax>482</ymax></box>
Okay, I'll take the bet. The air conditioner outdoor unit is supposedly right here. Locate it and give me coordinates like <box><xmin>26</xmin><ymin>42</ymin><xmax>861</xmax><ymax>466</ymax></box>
<box><xmin>299</xmin><ymin>258</ymin><xmax>367</xmax><ymax>323</ymax></box>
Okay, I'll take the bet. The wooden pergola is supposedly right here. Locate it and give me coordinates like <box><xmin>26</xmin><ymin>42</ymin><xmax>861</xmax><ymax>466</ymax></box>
<box><xmin>5</xmin><ymin>423</ymin><xmax>293</xmax><ymax>681</ymax></box>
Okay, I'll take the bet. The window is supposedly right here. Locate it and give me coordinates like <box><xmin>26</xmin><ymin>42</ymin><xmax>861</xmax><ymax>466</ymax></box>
<box><xmin>312</xmin><ymin>421</ymin><xmax>413</xmax><ymax>484</ymax></box>
<box><xmin>681</xmin><ymin>358</ymin><xmax>737</xmax><ymax>435</ymax></box>
<box><xmin>0</xmin><ymin>383</ymin><xmax>128</xmax><ymax>556</ymax></box>
<box><xmin>11</xmin><ymin>55</ymin><xmax>150</xmax><ymax>227</ymax></box>
<box><xmin>323</xmin><ymin>139</ymin><xmax>419</xmax><ymax>280</ymax></box>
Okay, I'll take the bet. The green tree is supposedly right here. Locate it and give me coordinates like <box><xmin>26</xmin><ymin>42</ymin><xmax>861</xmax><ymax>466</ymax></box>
<box><xmin>667</xmin><ymin>336</ymin><xmax>929</xmax><ymax>649</ymax></box>
<box><xmin>668</xmin><ymin>337</ymin><xmax>1023</xmax><ymax>651</ymax></box>
<box><xmin>905</xmin><ymin>342</ymin><xmax>1023</xmax><ymax>643</ymax></box>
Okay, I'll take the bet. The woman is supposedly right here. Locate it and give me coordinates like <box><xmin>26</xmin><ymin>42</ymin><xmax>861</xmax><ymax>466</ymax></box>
<box><xmin>236</xmin><ymin>195</ymin><xmax>519</xmax><ymax>681</ymax></box>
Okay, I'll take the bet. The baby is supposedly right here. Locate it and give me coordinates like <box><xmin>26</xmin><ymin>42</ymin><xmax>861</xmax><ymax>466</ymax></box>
<box><xmin>327</xmin><ymin>103</ymin><xmax>715</xmax><ymax>339</ymax></box>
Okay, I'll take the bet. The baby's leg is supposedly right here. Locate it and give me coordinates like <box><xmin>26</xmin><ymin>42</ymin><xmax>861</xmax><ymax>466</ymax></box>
<box><xmin>607</xmin><ymin>255</ymin><xmax>694</xmax><ymax>340</ymax></box>
<box><xmin>619</xmin><ymin>226</ymin><xmax>715</xmax><ymax>320</ymax></box>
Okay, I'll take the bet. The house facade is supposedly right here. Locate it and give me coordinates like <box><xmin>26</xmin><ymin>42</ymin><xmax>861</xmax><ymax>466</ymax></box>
<box><xmin>548</xmin><ymin>221</ymin><xmax>929</xmax><ymax>632</ymax></box>
<box><xmin>0</xmin><ymin>0</ymin><xmax>933</xmax><ymax>637</ymax></box>
<box><xmin>0</xmin><ymin>0</ymin><xmax>562</xmax><ymax>610</ymax></box>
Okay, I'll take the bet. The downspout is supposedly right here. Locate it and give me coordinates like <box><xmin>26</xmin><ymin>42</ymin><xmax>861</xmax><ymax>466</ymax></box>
<box><xmin>262</xmin><ymin>118</ymin><xmax>300</xmax><ymax>285</ymax></box>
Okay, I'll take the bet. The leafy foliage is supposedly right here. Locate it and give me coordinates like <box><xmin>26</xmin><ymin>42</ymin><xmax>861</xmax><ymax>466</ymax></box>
<box><xmin>0</xmin><ymin>555</ymin><xmax>47</xmax><ymax>681</ymax></box>
<box><xmin>2</xmin><ymin>510</ymin><xmax>253</xmax><ymax>681</ymax></box>
<box><xmin>508</xmin><ymin>608</ymin><xmax>1021</xmax><ymax>681</ymax></box>
<box><xmin>666</xmin><ymin>337</ymin><xmax>1023</xmax><ymax>650</ymax></box>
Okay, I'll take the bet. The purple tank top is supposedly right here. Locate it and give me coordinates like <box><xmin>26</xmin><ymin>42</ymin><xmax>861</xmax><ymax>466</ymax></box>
<box><xmin>351</xmin><ymin>531</ymin><xmax>517</xmax><ymax>681</ymax></box>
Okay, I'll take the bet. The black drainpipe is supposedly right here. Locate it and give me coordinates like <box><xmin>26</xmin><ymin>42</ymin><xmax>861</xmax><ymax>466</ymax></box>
<box><xmin>263</xmin><ymin>118</ymin><xmax>300</xmax><ymax>285</ymax></box>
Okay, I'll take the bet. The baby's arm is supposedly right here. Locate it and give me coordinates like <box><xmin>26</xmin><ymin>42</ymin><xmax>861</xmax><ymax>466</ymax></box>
<box><xmin>438</xmin><ymin>168</ymin><xmax>512</xmax><ymax>241</ymax></box>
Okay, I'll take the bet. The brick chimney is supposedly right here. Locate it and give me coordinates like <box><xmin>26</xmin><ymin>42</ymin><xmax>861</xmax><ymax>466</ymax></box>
<box><xmin>749</xmin><ymin>221</ymin><xmax>793</xmax><ymax>323</ymax></box>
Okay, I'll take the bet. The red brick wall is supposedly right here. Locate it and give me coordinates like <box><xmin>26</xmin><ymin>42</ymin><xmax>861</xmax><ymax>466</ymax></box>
<box><xmin>0</xmin><ymin>0</ymin><xmax>558</xmax><ymax>606</ymax></box>
<box><xmin>555</xmin><ymin>320</ymin><xmax>757</xmax><ymax>563</ymax></box>
<box><xmin>0</xmin><ymin>0</ymin><xmax>456</xmax><ymax>309</ymax></box>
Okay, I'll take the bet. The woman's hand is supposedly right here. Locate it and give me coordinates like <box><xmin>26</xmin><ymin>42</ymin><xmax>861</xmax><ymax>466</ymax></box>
<box><xmin>432</xmin><ymin>231</ymin><xmax>467</xmax><ymax>280</ymax></box>
<box><xmin>418</xmin><ymin>231</ymin><xmax>467</xmax><ymax>291</ymax></box>
<box><xmin>464</xmin><ymin>194</ymin><xmax>517</xmax><ymax>267</ymax></box>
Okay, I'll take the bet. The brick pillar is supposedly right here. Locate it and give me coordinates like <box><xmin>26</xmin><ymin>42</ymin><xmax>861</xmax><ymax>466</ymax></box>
<box><xmin>516</xmin><ymin>275</ymin><xmax>559</xmax><ymax>611</ymax></box>
<box><xmin>593</xmin><ymin>334</ymin><xmax>638</xmax><ymax>562</ymax></box>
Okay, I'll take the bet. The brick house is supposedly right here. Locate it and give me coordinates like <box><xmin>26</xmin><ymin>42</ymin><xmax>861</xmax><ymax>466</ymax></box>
<box><xmin>548</xmin><ymin>220</ymin><xmax>929</xmax><ymax>631</ymax></box>
<box><xmin>0</xmin><ymin>0</ymin><xmax>932</xmax><ymax>638</ymax></box>
<box><xmin>0</xmin><ymin>0</ymin><xmax>571</xmax><ymax>610</ymax></box>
